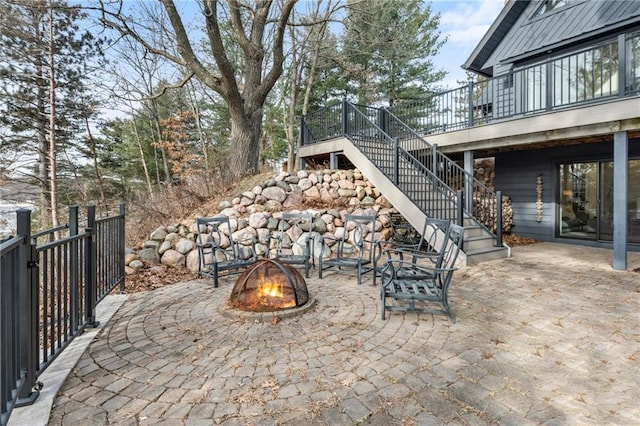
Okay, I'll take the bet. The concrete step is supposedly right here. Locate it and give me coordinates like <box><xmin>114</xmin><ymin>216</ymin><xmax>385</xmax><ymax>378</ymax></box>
<box><xmin>462</xmin><ymin>225</ymin><xmax>485</xmax><ymax>238</ymax></box>
<box><xmin>465</xmin><ymin>245</ymin><xmax>510</xmax><ymax>264</ymax></box>
<box><xmin>464</xmin><ymin>234</ymin><xmax>497</xmax><ymax>251</ymax></box>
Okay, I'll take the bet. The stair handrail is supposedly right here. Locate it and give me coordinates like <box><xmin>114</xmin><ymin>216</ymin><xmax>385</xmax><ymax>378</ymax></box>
<box><xmin>382</xmin><ymin>107</ymin><xmax>503</xmax><ymax>246</ymax></box>
<box><xmin>344</xmin><ymin>102</ymin><xmax>463</xmax><ymax>226</ymax></box>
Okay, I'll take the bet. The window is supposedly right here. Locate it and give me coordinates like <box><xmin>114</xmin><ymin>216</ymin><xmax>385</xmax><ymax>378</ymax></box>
<box><xmin>533</xmin><ymin>0</ymin><xmax>576</xmax><ymax>17</ymax></box>
<box><xmin>627</xmin><ymin>33</ymin><xmax>640</xmax><ymax>94</ymax></box>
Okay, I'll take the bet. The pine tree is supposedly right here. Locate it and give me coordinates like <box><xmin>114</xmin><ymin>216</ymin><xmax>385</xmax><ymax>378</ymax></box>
<box><xmin>339</xmin><ymin>0</ymin><xmax>447</xmax><ymax>106</ymax></box>
<box><xmin>0</xmin><ymin>0</ymin><xmax>106</xmax><ymax>226</ymax></box>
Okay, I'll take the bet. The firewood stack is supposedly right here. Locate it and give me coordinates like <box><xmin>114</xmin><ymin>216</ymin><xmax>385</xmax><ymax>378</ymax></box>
<box><xmin>472</xmin><ymin>194</ymin><xmax>513</xmax><ymax>233</ymax></box>
<box><xmin>474</xmin><ymin>158</ymin><xmax>496</xmax><ymax>190</ymax></box>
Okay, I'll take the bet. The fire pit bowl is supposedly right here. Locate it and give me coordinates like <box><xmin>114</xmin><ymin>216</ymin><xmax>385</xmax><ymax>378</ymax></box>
<box><xmin>221</xmin><ymin>259</ymin><xmax>315</xmax><ymax>321</ymax></box>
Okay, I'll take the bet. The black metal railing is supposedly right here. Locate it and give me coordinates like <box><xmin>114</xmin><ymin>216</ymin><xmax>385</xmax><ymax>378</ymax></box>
<box><xmin>300</xmin><ymin>100</ymin><xmax>504</xmax><ymax>245</ymax></box>
<box><xmin>387</xmin><ymin>35</ymin><xmax>639</xmax><ymax>135</ymax></box>
<box><xmin>0</xmin><ymin>204</ymin><xmax>125</xmax><ymax>426</ymax></box>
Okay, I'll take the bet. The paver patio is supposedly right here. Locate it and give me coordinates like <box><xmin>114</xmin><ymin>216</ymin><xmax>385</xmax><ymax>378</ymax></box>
<box><xmin>33</xmin><ymin>243</ymin><xmax>640</xmax><ymax>425</ymax></box>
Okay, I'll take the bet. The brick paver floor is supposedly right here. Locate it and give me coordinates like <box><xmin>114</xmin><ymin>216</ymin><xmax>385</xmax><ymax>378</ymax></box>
<box><xmin>46</xmin><ymin>243</ymin><xmax>640</xmax><ymax>425</ymax></box>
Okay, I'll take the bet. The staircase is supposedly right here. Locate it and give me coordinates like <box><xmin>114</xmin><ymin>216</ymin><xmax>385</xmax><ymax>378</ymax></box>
<box><xmin>301</xmin><ymin>101</ymin><xmax>510</xmax><ymax>265</ymax></box>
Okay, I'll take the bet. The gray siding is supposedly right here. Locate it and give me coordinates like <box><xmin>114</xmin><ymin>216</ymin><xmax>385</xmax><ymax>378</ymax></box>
<box><xmin>494</xmin><ymin>139</ymin><xmax>640</xmax><ymax>242</ymax></box>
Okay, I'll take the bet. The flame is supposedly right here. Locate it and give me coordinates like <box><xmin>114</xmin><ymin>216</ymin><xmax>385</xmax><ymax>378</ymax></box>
<box><xmin>247</xmin><ymin>278</ymin><xmax>296</xmax><ymax>309</ymax></box>
<box><xmin>259</xmin><ymin>280</ymin><xmax>285</xmax><ymax>298</ymax></box>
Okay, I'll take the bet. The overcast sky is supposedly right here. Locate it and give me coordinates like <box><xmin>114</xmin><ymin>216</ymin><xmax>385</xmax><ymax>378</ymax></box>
<box><xmin>430</xmin><ymin>0</ymin><xmax>505</xmax><ymax>88</ymax></box>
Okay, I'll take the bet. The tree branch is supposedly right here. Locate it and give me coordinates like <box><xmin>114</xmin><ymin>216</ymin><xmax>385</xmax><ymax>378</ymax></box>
<box><xmin>143</xmin><ymin>71</ymin><xmax>196</xmax><ymax>101</ymax></box>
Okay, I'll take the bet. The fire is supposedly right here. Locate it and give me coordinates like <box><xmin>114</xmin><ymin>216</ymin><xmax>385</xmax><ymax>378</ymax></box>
<box><xmin>258</xmin><ymin>280</ymin><xmax>285</xmax><ymax>298</ymax></box>
<box><xmin>229</xmin><ymin>259</ymin><xmax>309</xmax><ymax>313</ymax></box>
<box><xmin>245</xmin><ymin>278</ymin><xmax>296</xmax><ymax>310</ymax></box>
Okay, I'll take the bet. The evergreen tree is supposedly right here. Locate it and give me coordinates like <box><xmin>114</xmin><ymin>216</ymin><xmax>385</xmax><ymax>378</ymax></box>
<box><xmin>339</xmin><ymin>0</ymin><xmax>447</xmax><ymax>106</ymax></box>
<box><xmin>0</xmin><ymin>0</ymin><xmax>105</xmax><ymax>226</ymax></box>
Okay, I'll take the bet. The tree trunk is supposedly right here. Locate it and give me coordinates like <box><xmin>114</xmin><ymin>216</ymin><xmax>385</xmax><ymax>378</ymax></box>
<box><xmin>130</xmin><ymin>112</ymin><xmax>154</xmax><ymax>195</ymax></box>
<box><xmin>228</xmin><ymin>105</ymin><xmax>262</xmax><ymax>178</ymax></box>
<box><xmin>47</xmin><ymin>2</ymin><xmax>59</xmax><ymax>229</ymax></box>
<box><xmin>84</xmin><ymin>116</ymin><xmax>107</xmax><ymax>212</ymax></box>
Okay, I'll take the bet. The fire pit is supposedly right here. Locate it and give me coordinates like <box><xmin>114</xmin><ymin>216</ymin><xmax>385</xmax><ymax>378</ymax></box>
<box><xmin>220</xmin><ymin>259</ymin><xmax>315</xmax><ymax>321</ymax></box>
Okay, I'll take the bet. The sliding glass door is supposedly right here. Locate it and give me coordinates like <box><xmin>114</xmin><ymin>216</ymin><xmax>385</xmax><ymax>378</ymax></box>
<box><xmin>558</xmin><ymin>160</ymin><xmax>639</xmax><ymax>244</ymax></box>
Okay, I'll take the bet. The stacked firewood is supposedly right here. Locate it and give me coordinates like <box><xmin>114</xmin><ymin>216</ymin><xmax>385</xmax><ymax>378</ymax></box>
<box><xmin>474</xmin><ymin>158</ymin><xmax>496</xmax><ymax>190</ymax></box>
<box><xmin>472</xmin><ymin>194</ymin><xmax>513</xmax><ymax>233</ymax></box>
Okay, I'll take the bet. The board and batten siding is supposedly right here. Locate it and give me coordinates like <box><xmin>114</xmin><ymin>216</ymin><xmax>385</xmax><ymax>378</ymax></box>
<box><xmin>494</xmin><ymin>139</ymin><xmax>640</xmax><ymax>242</ymax></box>
<box><xmin>495</xmin><ymin>150</ymin><xmax>556</xmax><ymax>241</ymax></box>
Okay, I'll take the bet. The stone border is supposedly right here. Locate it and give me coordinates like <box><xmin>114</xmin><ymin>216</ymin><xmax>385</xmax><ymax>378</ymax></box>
<box><xmin>218</xmin><ymin>297</ymin><xmax>317</xmax><ymax>322</ymax></box>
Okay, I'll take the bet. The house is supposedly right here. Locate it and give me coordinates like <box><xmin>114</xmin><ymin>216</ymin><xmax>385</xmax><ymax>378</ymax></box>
<box><xmin>297</xmin><ymin>0</ymin><xmax>640</xmax><ymax>269</ymax></box>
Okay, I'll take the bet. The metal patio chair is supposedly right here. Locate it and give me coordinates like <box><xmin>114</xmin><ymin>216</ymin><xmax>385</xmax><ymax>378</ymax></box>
<box><xmin>380</xmin><ymin>223</ymin><xmax>464</xmax><ymax>323</ymax></box>
<box><xmin>318</xmin><ymin>214</ymin><xmax>378</xmax><ymax>285</ymax></box>
<box><xmin>267</xmin><ymin>212</ymin><xmax>315</xmax><ymax>278</ymax></box>
<box><xmin>195</xmin><ymin>215</ymin><xmax>258</xmax><ymax>288</ymax></box>
<box><xmin>376</xmin><ymin>217</ymin><xmax>452</xmax><ymax>282</ymax></box>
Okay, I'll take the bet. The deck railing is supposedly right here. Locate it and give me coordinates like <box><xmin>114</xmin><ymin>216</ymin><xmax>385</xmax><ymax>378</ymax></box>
<box><xmin>387</xmin><ymin>34</ymin><xmax>639</xmax><ymax>135</ymax></box>
<box><xmin>0</xmin><ymin>205</ymin><xmax>125</xmax><ymax>426</ymax></box>
<box><xmin>302</xmin><ymin>34</ymin><xmax>639</xmax><ymax>143</ymax></box>
<box><xmin>301</xmin><ymin>100</ymin><xmax>503</xmax><ymax>244</ymax></box>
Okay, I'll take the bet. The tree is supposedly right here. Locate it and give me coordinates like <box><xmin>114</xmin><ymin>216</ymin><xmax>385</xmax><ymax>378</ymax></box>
<box><xmin>0</xmin><ymin>0</ymin><xmax>106</xmax><ymax>227</ymax></box>
<box><xmin>98</xmin><ymin>0</ymin><xmax>297</xmax><ymax>180</ymax></box>
<box><xmin>339</xmin><ymin>0</ymin><xmax>446</xmax><ymax>106</ymax></box>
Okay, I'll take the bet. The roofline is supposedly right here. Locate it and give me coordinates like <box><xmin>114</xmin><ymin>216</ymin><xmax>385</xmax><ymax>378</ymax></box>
<box><xmin>462</xmin><ymin>0</ymin><xmax>531</xmax><ymax>77</ymax></box>
<box><xmin>463</xmin><ymin>0</ymin><xmax>523</xmax><ymax>75</ymax></box>
<box><xmin>499</xmin><ymin>15</ymin><xmax>640</xmax><ymax>65</ymax></box>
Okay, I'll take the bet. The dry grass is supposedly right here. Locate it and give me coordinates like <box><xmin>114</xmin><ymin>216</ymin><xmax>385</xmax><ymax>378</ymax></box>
<box><xmin>124</xmin><ymin>171</ymin><xmax>274</xmax><ymax>247</ymax></box>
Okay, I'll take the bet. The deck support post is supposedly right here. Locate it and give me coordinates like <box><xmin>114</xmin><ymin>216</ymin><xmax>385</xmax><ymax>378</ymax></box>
<box><xmin>613</xmin><ymin>131</ymin><xmax>628</xmax><ymax>270</ymax></box>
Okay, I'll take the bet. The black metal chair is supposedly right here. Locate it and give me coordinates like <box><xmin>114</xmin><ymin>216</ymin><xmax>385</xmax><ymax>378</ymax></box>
<box><xmin>380</xmin><ymin>223</ymin><xmax>464</xmax><ymax>323</ymax></box>
<box><xmin>318</xmin><ymin>214</ymin><xmax>378</xmax><ymax>285</ymax></box>
<box><xmin>376</xmin><ymin>217</ymin><xmax>452</xmax><ymax>281</ymax></box>
<box><xmin>195</xmin><ymin>215</ymin><xmax>258</xmax><ymax>288</ymax></box>
<box><xmin>267</xmin><ymin>212</ymin><xmax>315</xmax><ymax>278</ymax></box>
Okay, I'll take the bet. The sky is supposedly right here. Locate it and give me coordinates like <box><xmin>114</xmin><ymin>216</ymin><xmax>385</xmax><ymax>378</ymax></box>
<box><xmin>428</xmin><ymin>0</ymin><xmax>506</xmax><ymax>88</ymax></box>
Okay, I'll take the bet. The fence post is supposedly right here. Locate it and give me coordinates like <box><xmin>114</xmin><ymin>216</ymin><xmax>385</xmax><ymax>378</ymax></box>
<box><xmin>431</xmin><ymin>144</ymin><xmax>438</xmax><ymax>178</ymax></box>
<box><xmin>378</xmin><ymin>107</ymin><xmax>388</xmax><ymax>136</ymax></box>
<box><xmin>545</xmin><ymin>62</ymin><xmax>553</xmax><ymax>111</ymax></box>
<box><xmin>456</xmin><ymin>190</ymin><xmax>464</xmax><ymax>227</ymax></box>
<box><xmin>618</xmin><ymin>34</ymin><xmax>627</xmax><ymax>97</ymax></box>
<box><xmin>16</xmin><ymin>209</ymin><xmax>40</xmax><ymax>406</ymax></box>
<box><xmin>299</xmin><ymin>115</ymin><xmax>306</xmax><ymax>146</ymax></box>
<box><xmin>467</xmin><ymin>81</ymin><xmax>474</xmax><ymax>127</ymax></box>
<box><xmin>118</xmin><ymin>203</ymin><xmax>126</xmax><ymax>293</ymax></box>
<box><xmin>496</xmin><ymin>191</ymin><xmax>503</xmax><ymax>247</ymax></box>
<box><xmin>393</xmin><ymin>138</ymin><xmax>399</xmax><ymax>185</ymax></box>
<box><xmin>69</xmin><ymin>206</ymin><xmax>80</xmax><ymax>332</ymax></box>
<box><xmin>341</xmin><ymin>99</ymin><xmax>349</xmax><ymax>135</ymax></box>
<box><xmin>85</xmin><ymin>205</ymin><xmax>99</xmax><ymax>328</ymax></box>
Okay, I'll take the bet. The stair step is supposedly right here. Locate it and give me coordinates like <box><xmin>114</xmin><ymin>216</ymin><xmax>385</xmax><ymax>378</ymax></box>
<box><xmin>465</xmin><ymin>246</ymin><xmax>509</xmax><ymax>264</ymax></box>
<box><xmin>464</xmin><ymin>234</ymin><xmax>498</xmax><ymax>251</ymax></box>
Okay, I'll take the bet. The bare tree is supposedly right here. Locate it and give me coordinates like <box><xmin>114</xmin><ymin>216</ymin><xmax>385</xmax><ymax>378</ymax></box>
<box><xmin>98</xmin><ymin>0</ymin><xmax>296</xmax><ymax>180</ymax></box>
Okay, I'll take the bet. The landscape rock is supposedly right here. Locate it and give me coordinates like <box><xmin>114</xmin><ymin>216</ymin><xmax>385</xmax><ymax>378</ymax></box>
<box><xmin>129</xmin><ymin>260</ymin><xmax>144</xmax><ymax>270</ymax></box>
<box><xmin>175</xmin><ymin>238</ymin><xmax>195</xmax><ymax>254</ymax></box>
<box><xmin>158</xmin><ymin>241</ymin><xmax>172</xmax><ymax>255</ymax></box>
<box><xmin>262</xmin><ymin>186</ymin><xmax>287</xmax><ymax>203</ymax></box>
<box><xmin>138</xmin><ymin>248</ymin><xmax>159</xmax><ymax>264</ymax></box>
<box><xmin>150</xmin><ymin>227</ymin><xmax>168</xmax><ymax>241</ymax></box>
<box><xmin>161</xmin><ymin>249</ymin><xmax>185</xmax><ymax>268</ymax></box>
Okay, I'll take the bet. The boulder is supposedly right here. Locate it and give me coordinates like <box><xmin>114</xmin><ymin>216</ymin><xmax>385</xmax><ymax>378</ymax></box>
<box><xmin>129</xmin><ymin>260</ymin><xmax>144</xmax><ymax>270</ymax></box>
<box><xmin>161</xmin><ymin>249</ymin><xmax>186</xmax><ymax>268</ymax></box>
<box><xmin>158</xmin><ymin>241</ymin><xmax>172</xmax><ymax>255</ymax></box>
<box><xmin>125</xmin><ymin>253</ymin><xmax>139</xmax><ymax>265</ymax></box>
<box><xmin>150</xmin><ymin>227</ymin><xmax>168</xmax><ymax>241</ymax></box>
<box><xmin>138</xmin><ymin>247</ymin><xmax>159</xmax><ymax>263</ymax></box>
<box><xmin>248</xmin><ymin>212</ymin><xmax>268</xmax><ymax>229</ymax></box>
<box><xmin>175</xmin><ymin>238</ymin><xmax>195</xmax><ymax>254</ymax></box>
<box><xmin>262</xmin><ymin>186</ymin><xmax>287</xmax><ymax>203</ymax></box>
